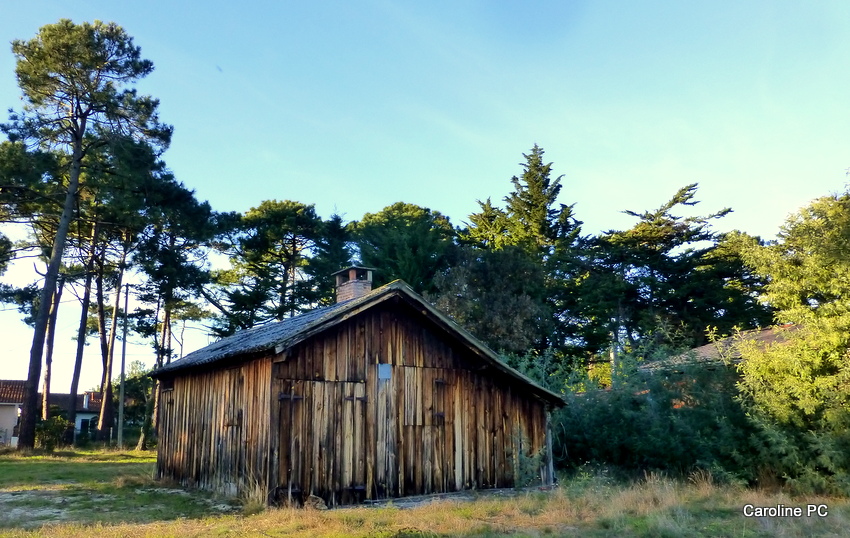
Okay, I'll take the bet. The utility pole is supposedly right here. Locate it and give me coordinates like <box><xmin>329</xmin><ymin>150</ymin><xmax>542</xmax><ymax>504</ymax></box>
<box><xmin>117</xmin><ymin>283</ymin><xmax>129</xmax><ymax>447</ymax></box>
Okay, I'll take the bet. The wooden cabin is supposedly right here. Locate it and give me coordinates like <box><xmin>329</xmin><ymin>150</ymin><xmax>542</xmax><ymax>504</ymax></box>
<box><xmin>152</xmin><ymin>267</ymin><xmax>565</xmax><ymax>506</ymax></box>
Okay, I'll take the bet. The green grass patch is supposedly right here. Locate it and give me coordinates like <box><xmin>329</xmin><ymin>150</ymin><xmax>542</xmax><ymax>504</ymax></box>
<box><xmin>0</xmin><ymin>449</ymin><xmax>156</xmax><ymax>490</ymax></box>
<box><xmin>0</xmin><ymin>449</ymin><xmax>237</xmax><ymax>531</ymax></box>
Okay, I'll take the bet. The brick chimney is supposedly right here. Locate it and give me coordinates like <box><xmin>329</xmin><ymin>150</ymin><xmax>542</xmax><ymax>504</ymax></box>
<box><xmin>332</xmin><ymin>266</ymin><xmax>374</xmax><ymax>303</ymax></box>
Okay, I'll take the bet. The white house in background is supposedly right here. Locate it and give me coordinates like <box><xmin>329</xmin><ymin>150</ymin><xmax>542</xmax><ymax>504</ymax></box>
<box><xmin>50</xmin><ymin>391</ymin><xmax>101</xmax><ymax>437</ymax></box>
<box><xmin>0</xmin><ymin>380</ymin><xmax>24</xmax><ymax>447</ymax></box>
<box><xmin>0</xmin><ymin>381</ymin><xmax>102</xmax><ymax>446</ymax></box>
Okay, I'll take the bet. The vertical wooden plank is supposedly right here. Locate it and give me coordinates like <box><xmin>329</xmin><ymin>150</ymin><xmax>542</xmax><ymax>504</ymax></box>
<box><xmin>461</xmin><ymin>370</ymin><xmax>468</xmax><ymax>488</ymax></box>
<box><xmin>376</xmin><ymin>368</ymin><xmax>387</xmax><ymax>498</ymax></box>
<box><xmin>487</xmin><ymin>374</ymin><xmax>494</xmax><ymax>488</ymax></box>
<box><xmin>343</xmin><ymin>324</ymin><xmax>352</xmax><ymax>382</ymax></box>
<box><xmin>291</xmin><ymin>379</ymin><xmax>301</xmax><ymax>499</ymax></box>
<box><xmin>322</xmin><ymin>380</ymin><xmax>332</xmax><ymax>504</ymax></box>
<box><xmin>409</xmin><ymin>377</ymin><xmax>419</xmax><ymax>490</ymax></box>
<box><xmin>309</xmin><ymin>381</ymin><xmax>330</xmax><ymax>497</ymax></box>
<box><xmin>332</xmin><ymin>381</ymin><xmax>343</xmax><ymax>506</ymax></box>
<box><xmin>342</xmin><ymin>383</ymin><xmax>354</xmax><ymax>503</ymax></box>
<box><xmin>483</xmin><ymin>376</ymin><xmax>492</xmax><ymax>488</ymax></box>
<box><xmin>453</xmin><ymin>372</ymin><xmax>463</xmax><ymax>490</ymax></box>
<box><xmin>279</xmin><ymin>379</ymin><xmax>293</xmax><ymax>501</ymax></box>
<box><xmin>497</xmin><ymin>387</ymin><xmax>508</xmax><ymax>486</ymax></box>
<box><xmin>295</xmin><ymin>342</ymin><xmax>305</xmax><ymax>381</ymax></box>
<box><xmin>387</xmin><ymin>365</ymin><xmax>398</xmax><ymax>497</ymax></box>
<box><xmin>333</xmin><ymin>327</ymin><xmax>343</xmax><ymax>383</ymax></box>
<box><xmin>404</xmin><ymin>425</ymin><xmax>414</xmax><ymax>495</ymax></box>
<box><xmin>366</xmin><ymin>366</ymin><xmax>376</xmax><ymax>500</ymax></box>
<box><xmin>390</xmin><ymin>364</ymin><xmax>406</xmax><ymax>497</ymax></box>
<box><xmin>396</xmin><ymin>314</ymin><xmax>404</xmax><ymax>367</ymax></box>
<box><xmin>442</xmin><ymin>371</ymin><xmax>452</xmax><ymax>492</ymax></box>
<box><xmin>336</xmin><ymin>326</ymin><xmax>347</xmax><ymax>383</ymax></box>
<box><xmin>299</xmin><ymin>342</ymin><xmax>310</xmax><ymax>381</ymax></box>
<box><xmin>354</xmin><ymin>382</ymin><xmax>366</xmax><ymax>493</ymax></box>
<box><xmin>422</xmin><ymin>368</ymin><xmax>432</xmax><ymax>494</ymax></box>
<box><xmin>480</xmin><ymin>375</ymin><xmax>488</xmax><ymax>488</ymax></box>
<box><xmin>383</xmin><ymin>362</ymin><xmax>399</xmax><ymax>497</ymax></box>
<box><xmin>416</xmin><ymin>367</ymin><xmax>423</xmax><ymax>426</ymax></box>
<box><xmin>419</xmin><ymin>368</ymin><xmax>439</xmax><ymax>493</ymax></box>
<box><xmin>357</xmin><ymin>317</ymin><xmax>367</xmax><ymax>382</ymax></box>
<box><xmin>321</xmin><ymin>337</ymin><xmax>332</xmax><ymax>382</ymax></box>
<box><xmin>433</xmin><ymin>369</ymin><xmax>444</xmax><ymax>493</ymax></box>
<box><xmin>300</xmin><ymin>380</ymin><xmax>312</xmax><ymax>499</ymax></box>
<box><xmin>384</xmin><ymin>312</ymin><xmax>393</xmax><ymax>367</ymax></box>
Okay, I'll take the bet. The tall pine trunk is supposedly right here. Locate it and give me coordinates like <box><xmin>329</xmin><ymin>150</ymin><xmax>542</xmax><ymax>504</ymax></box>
<box><xmin>135</xmin><ymin>389</ymin><xmax>154</xmax><ymax>450</ymax></box>
<box><xmin>41</xmin><ymin>276</ymin><xmax>65</xmax><ymax>421</ymax></box>
<box><xmin>97</xmin><ymin>243</ymin><xmax>128</xmax><ymax>442</ymax></box>
<box><xmin>67</xmin><ymin>224</ymin><xmax>99</xmax><ymax>444</ymax></box>
<box><xmin>150</xmin><ymin>298</ymin><xmax>171</xmax><ymax>434</ymax></box>
<box><xmin>19</xmin><ymin>129</ymin><xmax>85</xmax><ymax>450</ymax></box>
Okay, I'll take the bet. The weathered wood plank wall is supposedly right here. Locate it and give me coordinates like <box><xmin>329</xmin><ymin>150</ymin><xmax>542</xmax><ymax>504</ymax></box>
<box><xmin>270</xmin><ymin>300</ymin><xmax>551</xmax><ymax>506</ymax></box>
<box><xmin>157</xmin><ymin>358</ymin><xmax>272</xmax><ymax>496</ymax></box>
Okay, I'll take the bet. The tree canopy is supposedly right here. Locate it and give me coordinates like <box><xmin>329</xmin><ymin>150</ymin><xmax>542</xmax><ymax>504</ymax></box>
<box><xmin>736</xmin><ymin>192</ymin><xmax>850</xmax><ymax>493</ymax></box>
<box><xmin>2</xmin><ymin>19</ymin><xmax>170</xmax><ymax>449</ymax></box>
<box><xmin>351</xmin><ymin>202</ymin><xmax>456</xmax><ymax>295</ymax></box>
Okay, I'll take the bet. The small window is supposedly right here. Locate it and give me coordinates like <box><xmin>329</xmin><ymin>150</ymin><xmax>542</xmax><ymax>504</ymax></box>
<box><xmin>378</xmin><ymin>364</ymin><xmax>392</xmax><ymax>380</ymax></box>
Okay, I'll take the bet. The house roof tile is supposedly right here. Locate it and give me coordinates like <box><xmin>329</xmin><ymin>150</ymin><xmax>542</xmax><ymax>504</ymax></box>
<box><xmin>0</xmin><ymin>380</ymin><xmax>25</xmax><ymax>404</ymax></box>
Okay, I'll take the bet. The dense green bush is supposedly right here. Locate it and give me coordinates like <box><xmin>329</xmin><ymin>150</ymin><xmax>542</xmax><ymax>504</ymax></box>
<box><xmin>35</xmin><ymin>416</ymin><xmax>73</xmax><ymax>450</ymax></box>
<box><xmin>505</xmin><ymin>348</ymin><xmax>758</xmax><ymax>482</ymax></box>
<box><xmin>554</xmin><ymin>363</ymin><xmax>756</xmax><ymax>480</ymax></box>
<box><xmin>737</xmin><ymin>322</ymin><xmax>850</xmax><ymax>494</ymax></box>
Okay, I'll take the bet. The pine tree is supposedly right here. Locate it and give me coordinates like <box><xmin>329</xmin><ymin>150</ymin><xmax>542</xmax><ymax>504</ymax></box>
<box><xmin>503</xmin><ymin>144</ymin><xmax>580</xmax><ymax>257</ymax></box>
<box><xmin>3</xmin><ymin>20</ymin><xmax>171</xmax><ymax>449</ymax></box>
<box><xmin>351</xmin><ymin>202</ymin><xmax>455</xmax><ymax>295</ymax></box>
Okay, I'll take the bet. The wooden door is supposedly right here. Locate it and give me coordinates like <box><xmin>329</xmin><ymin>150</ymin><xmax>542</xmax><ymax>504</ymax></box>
<box><xmin>278</xmin><ymin>379</ymin><xmax>367</xmax><ymax>506</ymax></box>
<box><xmin>278</xmin><ymin>379</ymin><xmax>308</xmax><ymax>504</ymax></box>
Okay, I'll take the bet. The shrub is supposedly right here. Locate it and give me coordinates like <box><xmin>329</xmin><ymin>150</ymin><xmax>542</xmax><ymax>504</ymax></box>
<box><xmin>35</xmin><ymin>416</ymin><xmax>73</xmax><ymax>451</ymax></box>
<box><xmin>737</xmin><ymin>322</ymin><xmax>850</xmax><ymax>494</ymax></box>
<box><xmin>511</xmin><ymin>426</ymin><xmax>544</xmax><ymax>488</ymax></box>
<box><xmin>552</xmin><ymin>359</ymin><xmax>757</xmax><ymax>480</ymax></box>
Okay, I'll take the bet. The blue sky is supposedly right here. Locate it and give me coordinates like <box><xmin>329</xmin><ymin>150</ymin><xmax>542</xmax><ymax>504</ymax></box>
<box><xmin>2</xmin><ymin>1</ymin><xmax>850</xmax><ymax>390</ymax></box>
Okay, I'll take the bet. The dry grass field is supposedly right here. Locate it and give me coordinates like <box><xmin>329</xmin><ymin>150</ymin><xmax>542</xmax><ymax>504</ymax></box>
<box><xmin>1</xmin><ymin>449</ymin><xmax>848</xmax><ymax>537</ymax></box>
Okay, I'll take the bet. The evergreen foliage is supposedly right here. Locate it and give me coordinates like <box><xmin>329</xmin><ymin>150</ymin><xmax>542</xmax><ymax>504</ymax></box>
<box><xmin>350</xmin><ymin>202</ymin><xmax>455</xmax><ymax>295</ymax></box>
<box><xmin>448</xmin><ymin>146</ymin><xmax>581</xmax><ymax>356</ymax></box>
<box><xmin>209</xmin><ymin>200</ymin><xmax>322</xmax><ymax>335</ymax></box>
<box><xmin>507</xmin><ymin>345</ymin><xmax>757</xmax><ymax>480</ymax></box>
<box><xmin>573</xmin><ymin>184</ymin><xmax>772</xmax><ymax>358</ymax></box>
<box><xmin>305</xmin><ymin>214</ymin><xmax>354</xmax><ymax>305</ymax></box>
<box><xmin>464</xmin><ymin>144</ymin><xmax>581</xmax><ymax>258</ymax></box>
<box><xmin>430</xmin><ymin>246</ymin><xmax>551</xmax><ymax>353</ymax></box>
<box><xmin>736</xmin><ymin>192</ymin><xmax>850</xmax><ymax>493</ymax></box>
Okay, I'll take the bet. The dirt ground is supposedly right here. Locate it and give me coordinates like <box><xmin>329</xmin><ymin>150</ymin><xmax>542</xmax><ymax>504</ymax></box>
<box><xmin>0</xmin><ymin>487</ymin><xmax>237</xmax><ymax>529</ymax></box>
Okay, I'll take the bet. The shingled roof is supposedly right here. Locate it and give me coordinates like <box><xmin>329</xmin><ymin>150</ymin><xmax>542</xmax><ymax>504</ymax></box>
<box><xmin>0</xmin><ymin>380</ymin><xmax>25</xmax><ymax>404</ymax></box>
<box><xmin>640</xmin><ymin>324</ymin><xmax>799</xmax><ymax>373</ymax></box>
<box><xmin>153</xmin><ymin>280</ymin><xmax>565</xmax><ymax>407</ymax></box>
